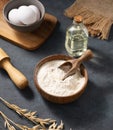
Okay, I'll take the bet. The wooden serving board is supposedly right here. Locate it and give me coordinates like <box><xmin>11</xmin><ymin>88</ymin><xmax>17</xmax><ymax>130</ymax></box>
<box><xmin>0</xmin><ymin>0</ymin><xmax>57</xmax><ymax>50</ymax></box>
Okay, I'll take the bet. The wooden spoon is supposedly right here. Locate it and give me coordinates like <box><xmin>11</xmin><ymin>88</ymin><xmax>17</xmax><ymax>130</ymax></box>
<box><xmin>59</xmin><ymin>49</ymin><xmax>93</xmax><ymax>80</ymax></box>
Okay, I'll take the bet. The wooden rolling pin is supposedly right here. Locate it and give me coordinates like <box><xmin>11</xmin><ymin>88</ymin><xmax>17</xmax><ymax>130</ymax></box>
<box><xmin>0</xmin><ymin>48</ymin><xmax>28</xmax><ymax>89</ymax></box>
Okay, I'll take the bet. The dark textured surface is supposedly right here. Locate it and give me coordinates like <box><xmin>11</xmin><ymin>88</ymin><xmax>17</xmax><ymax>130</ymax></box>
<box><xmin>0</xmin><ymin>0</ymin><xmax>113</xmax><ymax>130</ymax></box>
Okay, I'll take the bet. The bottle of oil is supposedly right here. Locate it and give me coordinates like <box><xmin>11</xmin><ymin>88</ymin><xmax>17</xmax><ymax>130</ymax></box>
<box><xmin>65</xmin><ymin>15</ymin><xmax>88</xmax><ymax>57</ymax></box>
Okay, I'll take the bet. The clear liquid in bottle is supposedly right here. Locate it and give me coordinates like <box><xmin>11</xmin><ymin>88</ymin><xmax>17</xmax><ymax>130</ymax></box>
<box><xmin>65</xmin><ymin>16</ymin><xmax>88</xmax><ymax>57</ymax></box>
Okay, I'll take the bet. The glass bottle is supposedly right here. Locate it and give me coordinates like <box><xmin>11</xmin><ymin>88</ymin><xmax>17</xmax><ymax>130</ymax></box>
<box><xmin>65</xmin><ymin>15</ymin><xmax>88</xmax><ymax>57</ymax></box>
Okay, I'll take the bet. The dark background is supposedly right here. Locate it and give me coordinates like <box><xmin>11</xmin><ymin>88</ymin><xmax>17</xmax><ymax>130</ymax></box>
<box><xmin>1</xmin><ymin>0</ymin><xmax>113</xmax><ymax>130</ymax></box>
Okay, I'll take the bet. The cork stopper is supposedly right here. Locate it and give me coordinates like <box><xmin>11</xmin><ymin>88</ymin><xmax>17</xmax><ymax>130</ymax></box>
<box><xmin>74</xmin><ymin>15</ymin><xmax>83</xmax><ymax>23</ymax></box>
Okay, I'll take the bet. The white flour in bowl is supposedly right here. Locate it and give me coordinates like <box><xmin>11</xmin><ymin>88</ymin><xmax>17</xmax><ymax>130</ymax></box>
<box><xmin>37</xmin><ymin>60</ymin><xmax>85</xmax><ymax>96</ymax></box>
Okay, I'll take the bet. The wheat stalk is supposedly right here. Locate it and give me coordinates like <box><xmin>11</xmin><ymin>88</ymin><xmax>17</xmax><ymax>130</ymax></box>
<box><xmin>0</xmin><ymin>97</ymin><xmax>55</xmax><ymax>127</ymax></box>
<box><xmin>0</xmin><ymin>111</ymin><xmax>43</xmax><ymax>130</ymax></box>
<box><xmin>0</xmin><ymin>111</ymin><xmax>64</xmax><ymax>130</ymax></box>
<box><xmin>0</xmin><ymin>97</ymin><xmax>64</xmax><ymax>130</ymax></box>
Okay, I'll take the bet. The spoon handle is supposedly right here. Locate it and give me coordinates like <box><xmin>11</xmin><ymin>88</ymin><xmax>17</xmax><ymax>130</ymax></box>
<box><xmin>77</xmin><ymin>49</ymin><xmax>93</xmax><ymax>63</ymax></box>
<box><xmin>62</xmin><ymin>49</ymin><xmax>93</xmax><ymax>80</ymax></box>
<box><xmin>71</xmin><ymin>49</ymin><xmax>93</xmax><ymax>71</ymax></box>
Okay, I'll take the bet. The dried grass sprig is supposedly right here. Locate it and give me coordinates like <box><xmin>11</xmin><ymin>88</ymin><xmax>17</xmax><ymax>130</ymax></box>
<box><xmin>0</xmin><ymin>97</ymin><xmax>55</xmax><ymax>128</ymax></box>
<box><xmin>0</xmin><ymin>111</ymin><xmax>43</xmax><ymax>130</ymax></box>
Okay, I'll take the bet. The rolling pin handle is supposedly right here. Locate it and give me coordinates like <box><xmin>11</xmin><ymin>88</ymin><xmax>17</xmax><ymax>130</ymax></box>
<box><xmin>1</xmin><ymin>59</ymin><xmax>28</xmax><ymax>89</ymax></box>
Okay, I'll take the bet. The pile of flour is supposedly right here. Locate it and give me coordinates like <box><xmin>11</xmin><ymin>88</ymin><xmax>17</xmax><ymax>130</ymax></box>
<box><xmin>37</xmin><ymin>60</ymin><xmax>85</xmax><ymax>96</ymax></box>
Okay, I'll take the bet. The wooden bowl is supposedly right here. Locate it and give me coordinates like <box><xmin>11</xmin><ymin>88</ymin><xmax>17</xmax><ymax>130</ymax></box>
<box><xmin>34</xmin><ymin>54</ymin><xmax>88</xmax><ymax>104</ymax></box>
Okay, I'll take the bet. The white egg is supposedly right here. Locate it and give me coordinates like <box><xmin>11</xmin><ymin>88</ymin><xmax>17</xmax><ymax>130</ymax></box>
<box><xmin>29</xmin><ymin>5</ymin><xmax>40</xmax><ymax>21</ymax></box>
<box><xmin>18</xmin><ymin>5</ymin><xmax>29</xmax><ymax>13</ymax></box>
<box><xmin>18</xmin><ymin>5</ymin><xmax>37</xmax><ymax>25</ymax></box>
<box><xmin>8</xmin><ymin>9</ymin><xmax>22</xmax><ymax>25</ymax></box>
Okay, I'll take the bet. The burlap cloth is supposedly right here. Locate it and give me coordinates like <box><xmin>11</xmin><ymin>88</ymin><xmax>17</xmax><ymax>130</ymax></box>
<box><xmin>64</xmin><ymin>0</ymin><xmax>113</xmax><ymax>40</ymax></box>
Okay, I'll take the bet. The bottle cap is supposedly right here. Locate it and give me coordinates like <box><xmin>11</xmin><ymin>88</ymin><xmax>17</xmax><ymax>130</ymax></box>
<box><xmin>74</xmin><ymin>15</ymin><xmax>83</xmax><ymax>23</ymax></box>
